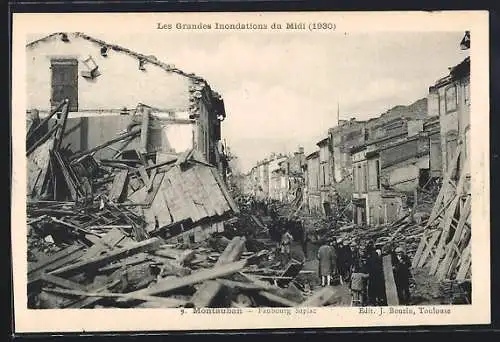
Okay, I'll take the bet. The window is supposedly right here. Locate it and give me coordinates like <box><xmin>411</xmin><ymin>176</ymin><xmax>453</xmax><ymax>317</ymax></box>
<box><xmin>445</xmin><ymin>85</ymin><xmax>457</xmax><ymax>113</ymax></box>
<box><xmin>51</xmin><ymin>59</ymin><xmax>78</xmax><ymax>111</ymax></box>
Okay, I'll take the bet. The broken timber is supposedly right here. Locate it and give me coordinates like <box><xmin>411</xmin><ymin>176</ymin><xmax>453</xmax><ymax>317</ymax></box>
<box><xmin>49</xmin><ymin>237</ymin><xmax>162</xmax><ymax>278</ymax></box>
<box><xmin>124</xmin><ymin>259</ymin><xmax>248</xmax><ymax>299</ymax></box>
<box><xmin>383</xmin><ymin>254</ymin><xmax>399</xmax><ymax>306</ymax></box>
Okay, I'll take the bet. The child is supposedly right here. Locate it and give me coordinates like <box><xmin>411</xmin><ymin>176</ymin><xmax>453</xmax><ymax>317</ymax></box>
<box><xmin>350</xmin><ymin>263</ymin><xmax>369</xmax><ymax>306</ymax></box>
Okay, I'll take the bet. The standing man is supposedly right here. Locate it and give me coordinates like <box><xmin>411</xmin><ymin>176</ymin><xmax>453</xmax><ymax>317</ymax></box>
<box><xmin>392</xmin><ymin>246</ymin><xmax>412</xmax><ymax>305</ymax></box>
<box><xmin>317</xmin><ymin>240</ymin><xmax>337</xmax><ymax>287</ymax></box>
<box><xmin>341</xmin><ymin>239</ymin><xmax>352</xmax><ymax>282</ymax></box>
<box><xmin>349</xmin><ymin>241</ymin><xmax>360</xmax><ymax>272</ymax></box>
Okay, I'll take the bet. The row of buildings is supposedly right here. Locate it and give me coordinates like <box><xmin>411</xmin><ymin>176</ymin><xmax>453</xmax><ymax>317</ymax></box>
<box><xmin>26</xmin><ymin>32</ymin><xmax>229</xmax><ymax>178</ymax></box>
<box><xmin>245</xmin><ymin>32</ymin><xmax>471</xmax><ymax>227</ymax></box>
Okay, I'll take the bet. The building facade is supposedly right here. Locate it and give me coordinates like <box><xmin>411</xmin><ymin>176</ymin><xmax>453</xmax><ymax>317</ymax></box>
<box><xmin>349</xmin><ymin>98</ymin><xmax>435</xmax><ymax>226</ymax></box>
<box><xmin>428</xmin><ymin>56</ymin><xmax>470</xmax><ymax>191</ymax></box>
<box><xmin>26</xmin><ymin>32</ymin><xmax>227</xmax><ymax>173</ymax></box>
<box><xmin>305</xmin><ymin>150</ymin><xmax>321</xmax><ymax>214</ymax></box>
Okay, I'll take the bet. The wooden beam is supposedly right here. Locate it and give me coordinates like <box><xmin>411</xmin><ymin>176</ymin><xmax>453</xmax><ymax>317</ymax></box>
<box><xmin>49</xmin><ymin>237</ymin><xmax>162</xmax><ymax>278</ymax></box>
<box><xmin>52</xmin><ymin>101</ymin><xmax>71</xmax><ymax>151</ymax></box>
<box><xmin>108</xmin><ymin>170</ymin><xmax>129</xmax><ymax>202</ymax></box>
<box><xmin>429</xmin><ymin>160</ymin><xmax>469</xmax><ymax>275</ymax></box>
<box><xmin>139</xmin><ymin>107</ymin><xmax>151</xmax><ymax>155</ymax></box>
<box><xmin>28</xmin><ymin>245</ymin><xmax>86</xmax><ymax>288</ymax></box>
<box><xmin>188</xmin><ymin>280</ymin><xmax>224</xmax><ymax>308</ymax></box>
<box><xmin>40</xmin><ymin>273</ymin><xmax>87</xmax><ymax>291</ymax></box>
<box><xmin>125</xmin><ymin>259</ymin><xmax>248</xmax><ymax>298</ymax></box>
<box><xmin>436</xmin><ymin>196</ymin><xmax>471</xmax><ymax>279</ymax></box>
<box><xmin>69</xmin><ymin>126</ymin><xmax>141</xmax><ymax>162</ymax></box>
<box><xmin>26</xmin><ymin>99</ymin><xmax>67</xmax><ymax>144</ymax></box>
<box><xmin>383</xmin><ymin>254</ymin><xmax>399</xmax><ymax>306</ymax></box>
<box><xmin>216</xmin><ymin>236</ymin><xmax>246</xmax><ymax>266</ymax></box>
<box><xmin>43</xmin><ymin>287</ymin><xmax>186</xmax><ymax>308</ymax></box>
<box><xmin>416</xmin><ymin>230</ymin><xmax>441</xmax><ymax>268</ymax></box>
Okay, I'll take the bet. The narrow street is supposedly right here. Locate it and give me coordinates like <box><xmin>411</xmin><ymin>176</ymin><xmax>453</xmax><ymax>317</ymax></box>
<box><xmin>24</xmin><ymin>30</ymin><xmax>472</xmax><ymax>311</ymax></box>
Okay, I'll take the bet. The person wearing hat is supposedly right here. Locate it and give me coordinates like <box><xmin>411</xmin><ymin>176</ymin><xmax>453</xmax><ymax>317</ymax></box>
<box><xmin>317</xmin><ymin>240</ymin><xmax>338</xmax><ymax>287</ymax></box>
<box><xmin>392</xmin><ymin>246</ymin><xmax>412</xmax><ymax>305</ymax></box>
<box><xmin>366</xmin><ymin>240</ymin><xmax>385</xmax><ymax>306</ymax></box>
<box><xmin>350</xmin><ymin>258</ymin><xmax>370</xmax><ymax>306</ymax></box>
<box><xmin>339</xmin><ymin>239</ymin><xmax>352</xmax><ymax>282</ymax></box>
<box><xmin>350</xmin><ymin>241</ymin><xmax>360</xmax><ymax>271</ymax></box>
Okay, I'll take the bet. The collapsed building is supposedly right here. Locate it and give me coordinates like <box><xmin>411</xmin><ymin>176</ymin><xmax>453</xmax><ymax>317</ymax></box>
<box><xmin>26</xmin><ymin>33</ymin><xmax>349</xmax><ymax>310</ymax></box>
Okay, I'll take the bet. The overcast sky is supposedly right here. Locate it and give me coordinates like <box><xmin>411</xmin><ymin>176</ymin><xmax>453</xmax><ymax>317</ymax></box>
<box><xmin>30</xmin><ymin>31</ymin><xmax>469</xmax><ymax>172</ymax></box>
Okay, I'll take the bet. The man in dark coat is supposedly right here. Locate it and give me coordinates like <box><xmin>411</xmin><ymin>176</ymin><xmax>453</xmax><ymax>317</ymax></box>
<box><xmin>366</xmin><ymin>241</ymin><xmax>385</xmax><ymax>306</ymax></box>
<box><xmin>392</xmin><ymin>246</ymin><xmax>412</xmax><ymax>305</ymax></box>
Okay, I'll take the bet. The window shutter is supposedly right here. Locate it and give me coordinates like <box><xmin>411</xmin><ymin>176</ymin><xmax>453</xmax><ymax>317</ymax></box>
<box><xmin>51</xmin><ymin>59</ymin><xmax>78</xmax><ymax>111</ymax></box>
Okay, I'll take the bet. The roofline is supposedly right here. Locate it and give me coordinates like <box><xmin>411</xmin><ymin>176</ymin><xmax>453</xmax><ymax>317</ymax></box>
<box><xmin>26</xmin><ymin>32</ymin><xmax>222</xmax><ymax>95</ymax></box>
<box><xmin>305</xmin><ymin>151</ymin><xmax>320</xmax><ymax>159</ymax></box>
<box><xmin>316</xmin><ymin>137</ymin><xmax>329</xmax><ymax>146</ymax></box>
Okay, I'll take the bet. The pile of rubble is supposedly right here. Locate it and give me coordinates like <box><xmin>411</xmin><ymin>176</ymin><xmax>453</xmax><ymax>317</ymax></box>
<box><xmin>26</xmin><ymin>101</ymin><xmax>342</xmax><ymax>309</ymax></box>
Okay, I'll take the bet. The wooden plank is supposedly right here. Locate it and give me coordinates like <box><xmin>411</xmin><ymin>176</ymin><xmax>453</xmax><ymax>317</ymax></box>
<box><xmin>277</xmin><ymin>261</ymin><xmax>303</xmax><ymax>287</ymax></box>
<box><xmin>139</xmin><ymin>108</ymin><xmax>151</xmax><ymax>154</ymax></box>
<box><xmin>81</xmin><ymin>228</ymin><xmax>127</xmax><ymax>260</ymax></box>
<box><xmin>50</xmin><ymin>237</ymin><xmax>163</xmax><ymax>278</ymax></box>
<box><xmin>193</xmin><ymin>165</ymin><xmax>230</xmax><ymax>215</ymax></box>
<box><xmin>52</xmin><ymin>151</ymin><xmax>79</xmax><ymax>200</ymax></box>
<box><xmin>189</xmin><ymin>280</ymin><xmax>224</xmax><ymax>308</ymax></box>
<box><xmin>456</xmin><ymin>240</ymin><xmax>471</xmax><ymax>280</ymax></box>
<box><xmin>138</xmin><ymin>166</ymin><xmax>150</xmax><ymax>185</ymax></box>
<box><xmin>146</xmin><ymin>168</ymin><xmax>158</xmax><ymax>193</ymax></box>
<box><xmin>412</xmin><ymin>230</ymin><xmax>432</xmax><ymax>268</ymax></box>
<box><xmin>27</xmin><ymin>137</ymin><xmax>53</xmax><ymax>198</ymax></box>
<box><xmin>166</xmin><ymin>166</ymin><xmax>202</xmax><ymax>222</ymax></box>
<box><xmin>186</xmin><ymin>166</ymin><xmax>220</xmax><ymax>217</ymax></box>
<box><xmin>29</xmin><ymin>252</ymin><xmax>86</xmax><ymax>288</ymax></box>
<box><xmin>210</xmin><ymin>167</ymin><xmax>240</xmax><ymax>214</ymax></box>
<box><xmin>178</xmin><ymin>166</ymin><xmax>211</xmax><ymax>219</ymax></box>
<box><xmin>182</xmin><ymin>167</ymin><xmax>217</xmax><ymax>217</ymax></box>
<box><xmin>40</xmin><ymin>273</ymin><xmax>87</xmax><ymax>291</ymax></box>
<box><xmin>298</xmin><ymin>287</ymin><xmax>337</xmax><ymax>307</ymax></box>
<box><xmin>144</xmin><ymin>172</ymin><xmax>165</xmax><ymax>206</ymax></box>
<box><xmin>148</xmin><ymin>178</ymin><xmax>173</xmax><ymax>228</ymax></box>
<box><xmin>428</xmin><ymin>196</ymin><xmax>461</xmax><ymax>274</ymax></box>
<box><xmin>417</xmin><ymin>230</ymin><xmax>441</xmax><ymax>268</ymax></box>
<box><xmin>436</xmin><ymin>196</ymin><xmax>471</xmax><ymax>279</ymax></box>
<box><xmin>45</xmin><ymin>287</ymin><xmax>186</xmax><ymax>308</ymax></box>
<box><xmin>69</xmin><ymin>126</ymin><xmax>141</xmax><ymax>162</ymax></box>
<box><xmin>64</xmin><ymin>280</ymin><xmax>120</xmax><ymax>308</ymax></box>
<box><xmin>52</xmin><ymin>101</ymin><xmax>70</xmax><ymax>151</ymax></box>
<box><xmin>216</xmin><ymin>237</ymin><xmax>246</xmax><ymax>266</ymax></box>
<box><xmin>429</xmin><ymin>162</ymin><xmax>469</xmax><ymax>275</ymax></box>
<box><xmin>28</xmin><ymin>244</ymin><xmax>85</xmax><ymax>274</ymax></box>
<box><xmin>161</xmin><ymin>177</ymin><xmax>187</xmax><ymax>223</ymax></box>
<box><xmin>383</xmin><ymin>254</ymin><xmax>399</xmax><ymax>306</ymax></box>
<box><xmin>127</xmin><ymin>259</ymin><xmax>248</xmax><ymax>298</ymax></box>
<box><xmin>108</xmin><ymin>170</ymin><xmax>128</xmax><ymax>202</ymax></box>
<box><xmin>216</xmin><ymin>279</ymin><xmax>268</xmax><ymax>291</ymax></box>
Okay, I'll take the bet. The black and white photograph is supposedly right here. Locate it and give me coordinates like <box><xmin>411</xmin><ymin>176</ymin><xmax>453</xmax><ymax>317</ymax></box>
<box><xmin>12</xmin><ymin>11</ymin><xmax>490</xmax><ymax>333</ymax></box>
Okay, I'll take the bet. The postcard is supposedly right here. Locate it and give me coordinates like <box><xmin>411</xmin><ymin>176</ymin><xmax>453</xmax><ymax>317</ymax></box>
<box><xmin>11</xmin><ymin>10</ymin><xmax>490</xmax><ymax>333</ymax></box>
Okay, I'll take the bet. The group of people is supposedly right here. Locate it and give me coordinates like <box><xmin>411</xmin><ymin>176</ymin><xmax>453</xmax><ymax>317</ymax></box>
<box><xmin>317</xmin><ymin>238</ymin><xmax>413</xmax><ymax>306</ymax></box>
